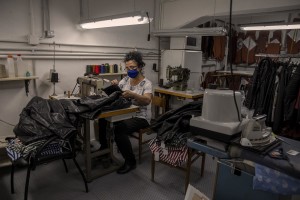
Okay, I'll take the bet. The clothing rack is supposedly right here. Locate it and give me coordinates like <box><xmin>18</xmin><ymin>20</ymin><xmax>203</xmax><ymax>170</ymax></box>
<box><xmin>245</xmin><ymin>57</ymin><xmax>300</xmax><ymax>140</ymax></box>
<box><xmin>255</xmin><ymin>53</ymin><xmax>300</xmax><ymax>58</ymax></box>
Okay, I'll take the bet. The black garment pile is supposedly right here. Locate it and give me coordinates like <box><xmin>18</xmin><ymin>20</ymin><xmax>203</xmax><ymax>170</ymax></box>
<box><xmin>245</xmin><ymin>58</ymin><xmax>300</xmax><ymax>140</ymax></box>
<box><xmin>14</xmin><ymin>91</ymin><xmax>131</xmax><ymax>144</ymax></box>
<box><xmin>151</xmin><ymin>101</ymin><xmax>203</xmax><ymax>148</ymax></box>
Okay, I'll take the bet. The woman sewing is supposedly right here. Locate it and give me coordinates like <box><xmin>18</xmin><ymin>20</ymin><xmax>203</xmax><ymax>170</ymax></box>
<box><xmin>99</xmin><ymin>51</ymin><xmax>153</xmax><ymax>174</ymax></box>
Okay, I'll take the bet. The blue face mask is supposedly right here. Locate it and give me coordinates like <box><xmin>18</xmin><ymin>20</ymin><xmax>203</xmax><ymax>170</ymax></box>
<box><xmin>127</xmin><ymin>69</ymin><xmax>139</xmax><ymax>78</ymax></box>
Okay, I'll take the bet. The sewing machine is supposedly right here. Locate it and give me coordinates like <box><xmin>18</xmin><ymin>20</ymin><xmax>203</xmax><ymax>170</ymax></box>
<box><xmin>77</xmin><ymin>76</ymin><xmax>104</xmax><ymax>97</ymax></box>
<box><xmin>165</xmin><ymin>65</ymin><xmax>190</xmax><ymax>91</ymax></box>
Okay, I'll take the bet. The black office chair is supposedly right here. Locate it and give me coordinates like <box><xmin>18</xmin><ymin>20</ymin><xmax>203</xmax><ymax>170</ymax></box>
<box><xmin>8</xmin><ymin>132</ymin><xmax>88</xmax><ymax>200</ymax></box>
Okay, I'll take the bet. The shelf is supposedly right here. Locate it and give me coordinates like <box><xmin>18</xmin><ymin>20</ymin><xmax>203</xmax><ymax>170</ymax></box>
<box><xmin>0</xmin><ymin>76</ymin><xmax>39</xmax><ymax>82</ymax></box>
<box><xmin>96</xmin><ymin>73</ymin><xmax>126</xmax><ymax>77</ymax></box>
<box><xmin>0</xmin><ymin>76</ymin><xmax>38</xmax><ymax>96</ymax></box>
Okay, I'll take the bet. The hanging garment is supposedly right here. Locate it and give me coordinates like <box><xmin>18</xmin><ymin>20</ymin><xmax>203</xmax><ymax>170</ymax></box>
<box><xmin>234</xmin><ymin>32</ymin><xmax>245</xmax><ymax>64</ymax></box>
<box><xmin>256</xmin><ymin>31</ymin><xmax>269</xmax><ymax>54</ymax></box>
<box><xmin>228</xmin><ymin>30</ymin><xmax>238</xmax><ymax>64</ymax></box>
<box><xmin>201</xmin><ymin>36</ymin><xmax>214</xmax><ymax>59</ymax></box>
<box><xmin>273</xmin><ymin>63</ymin><xmax>294</xmax><ymax>133</ymax></box>
<box><xmin>266</xmin><ymin>30</ymin><xmax>282</xmax><ymax>54</ymax></box>
<box><xmin>213</xmin><ymin>36</ymin><xmax>226</xmax><ymax>61</ymax></box>
<box><xmin>284</xmin><ymin>64</ymin><xmax>300</xmax><ymax>121</ymax></box>
<box><xmin>245</xmin><ymin>58</ymin><xmax>277</xmax><ymax>119</ymax></box>
<box><xmin>287</xmin><ymin>30</ymin><xmax>300</xmax><ymax>54</ymax></box>
<box><xmin>296</xmin><ymin>88</ymin><xmax>300</xmax><ymax>123</ymax></box>
<box><xmin>242</xmin><ymin>31</ymin><xmax>257</xmax><ymax>64</ymax></box>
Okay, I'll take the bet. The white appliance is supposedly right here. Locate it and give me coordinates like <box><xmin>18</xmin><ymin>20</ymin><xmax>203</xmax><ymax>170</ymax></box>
<box><xmin>240</xmin><ymin>115</ymin><xmax>275</xmax><ymax>147</ymax></box>
<box><xmin>190</xmin><ymin>89</ymin><xmax>247</xmax><ymax>142</ymax></box>
<box><xmin>161</xmin><ymin>50</ymin><xmax>202</xmax><ymax>90</ymax></box>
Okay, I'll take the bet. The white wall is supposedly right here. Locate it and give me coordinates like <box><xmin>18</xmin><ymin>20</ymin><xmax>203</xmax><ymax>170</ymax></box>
<box><xmin>0</xmin><ymin>0</ymin><xmax>158</xmax><ymax>137</ymax></box>
<box><xmin>1</xmin><ymin>0</ymin><xmax>300</xmax><ymax>137</ymax></box>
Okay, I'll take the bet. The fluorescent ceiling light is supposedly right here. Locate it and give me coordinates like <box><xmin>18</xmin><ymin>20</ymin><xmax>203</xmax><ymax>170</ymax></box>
<box><xmin>79</xmin><ymin>11</ymin><xmax>152</xmax><ymax>29</ymax></box>
<box><xmin>152</xmin><ymin>27</ymin><xmax>227</xmax><ymax>37</ymax></box>
<box><xmin>240</xmin><ymin>23</ymin><xmax>300</xmax><ymax>31</ymax></box>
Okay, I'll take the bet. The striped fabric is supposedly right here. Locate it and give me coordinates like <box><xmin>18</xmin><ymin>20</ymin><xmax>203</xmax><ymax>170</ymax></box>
<box><xmin>148</xmin><ymin>138</ymin><xmax>188</xmax><ymax>167</ymax></box>
<box><xmin>6</xmin><ymin>142</ymin><xmax>21</xmax><ymax>161</ymax></box>
<box><xmin>6</xmin><ymin>138</ymin><xmax>62</xmax><ymax>161</ymax></box>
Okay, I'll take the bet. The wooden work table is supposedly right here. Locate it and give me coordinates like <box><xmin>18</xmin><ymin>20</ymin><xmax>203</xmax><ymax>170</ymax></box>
<box><xmin>83</xmin><ymin>105</ymin><xmax>139</xmax><ymax>182</ymax></box>
<box><xmin>154</xmin><ymin>86</ymin><xmax>204</xmax><ymax>114</ymax></box>
<box><xmin>154</xmin><ymin>87</ymin><xmax>204</xmax><ymax>100</ymax></box>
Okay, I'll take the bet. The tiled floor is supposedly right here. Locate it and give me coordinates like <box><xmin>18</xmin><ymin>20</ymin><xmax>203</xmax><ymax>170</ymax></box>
<box><xmin>0</xmin><ymin>140</ymin><xmax>217</xmax><ymax>200</ymax></box>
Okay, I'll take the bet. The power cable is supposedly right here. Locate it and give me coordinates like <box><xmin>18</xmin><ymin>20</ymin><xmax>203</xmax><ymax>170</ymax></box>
<box><xmin>146</xmin><ymin>12</ymin><xmax>151</xmax><ymax>41</ymax></box>
<box><xmin>228</xmin><ymin>0</ymin><xmax>241</xmax><ymax>122</ymax></box>
<box><xmin>0</xmin><ymin>119</ymin><xmax>15</xmax><ymax>127</ymax></box>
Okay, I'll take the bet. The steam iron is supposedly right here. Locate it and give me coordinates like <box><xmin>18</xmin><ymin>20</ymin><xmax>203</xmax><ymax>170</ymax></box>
<box><xmin>240</xmin><ymin>115</ymin><xmax>275</xmax><ymax>147</ymax></box>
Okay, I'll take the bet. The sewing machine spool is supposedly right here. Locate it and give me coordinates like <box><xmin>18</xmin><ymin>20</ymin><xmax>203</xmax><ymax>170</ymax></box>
<box><xmin>50</xmin><ymin>72</ymin><xmax>59</xmax><ymax>83</ymax></box>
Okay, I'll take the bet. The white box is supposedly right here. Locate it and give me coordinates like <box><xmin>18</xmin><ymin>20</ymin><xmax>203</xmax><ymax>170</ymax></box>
<box><xmin>170</xmin><ymin>36</ymin><xmax>201</xmax><ymax>51</ymax></box>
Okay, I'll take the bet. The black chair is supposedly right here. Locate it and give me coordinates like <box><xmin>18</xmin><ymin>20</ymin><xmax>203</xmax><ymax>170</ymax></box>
<box><xmin>8</xmin><ymin>133</ymin><xmax>88</xmax><ymax>200</ymax></box>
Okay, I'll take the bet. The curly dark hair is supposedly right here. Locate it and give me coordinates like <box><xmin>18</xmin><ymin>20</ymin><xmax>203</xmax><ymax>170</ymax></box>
<box><xmin>124</xmin><ymin>51</ymin><xmax>145</xmax><ymax>68</ymax></box>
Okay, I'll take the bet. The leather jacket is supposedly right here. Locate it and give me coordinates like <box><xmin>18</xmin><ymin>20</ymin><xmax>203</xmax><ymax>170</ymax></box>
<box><xmin>14</xmin><ymin>96</ymin><xmax>77</xmax><ymax>145</ymax></box>
<box><xmin>14</xmin><ymin>92</ymin><xmax>132</xmax><ymax>144</ymax></box>
<box><xmin>151</xmin><ymin>101</ymin><xmax>202</xmax><ymax>147</ymax></box>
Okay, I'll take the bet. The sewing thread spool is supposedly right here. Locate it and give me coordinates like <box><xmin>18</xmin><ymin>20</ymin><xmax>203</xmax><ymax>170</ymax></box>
<box><xmin>86</xmin><ymin>65</ymin><xmax>93</xmax><ymax>75</ymax></box>
<box><xmin>94</xmin><ymin>65</ymin><xmax>100</xmax><ymax>74</ymax></box>
<box><xmin>105</xmin><ymin>63</ymin><xmax>109</xmax><ymax>73</ymax></box>
<box><xmin>51</xmin><ymin>72</ymin><xmax>59</xmax><ymax>83</ymax></box>
<box><xmin>101</xmin><ymin>64</ymin><xmax>106</xmax><ymax>73</ymax></box>
<box><xmin>114</xmin><ymin>64</ymin><xmax>118</xmax><ymax>73</ymax></box>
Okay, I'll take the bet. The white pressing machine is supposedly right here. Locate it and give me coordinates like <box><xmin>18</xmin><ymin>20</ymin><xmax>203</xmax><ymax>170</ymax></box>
<box><xmin>190</xmin><ymin>89</ymin><xmax>248</xmax><ymax>142</ymax></box>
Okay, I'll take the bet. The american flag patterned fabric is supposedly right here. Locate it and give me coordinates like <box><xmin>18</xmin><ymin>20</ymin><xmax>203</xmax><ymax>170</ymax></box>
<box><xmin>148</xmin><ymin>138</ymin><xmax>188</xmax><ymax>167</ymax></box>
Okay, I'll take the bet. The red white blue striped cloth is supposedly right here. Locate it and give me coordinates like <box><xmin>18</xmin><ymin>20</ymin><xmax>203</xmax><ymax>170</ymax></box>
<box><xmin>148</xmin><ymin>138</ymin><xmax>188</xmax><ymax>167</ymax></box>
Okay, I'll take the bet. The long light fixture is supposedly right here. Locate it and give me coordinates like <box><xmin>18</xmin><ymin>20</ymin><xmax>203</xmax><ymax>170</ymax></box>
<box><xmin>240</xmin><ymin>23</ymin><xmax>300</xmax><ymax>31</ymax></box>
<box><xmin>79</xmin><ymin>11</ymin><xmax>152</xmax><ymax>29</ymax></box>
<box><xmin>151</xmin><ymin>27</ymin><xmax>227</xmax><ymax>37</ymax></box>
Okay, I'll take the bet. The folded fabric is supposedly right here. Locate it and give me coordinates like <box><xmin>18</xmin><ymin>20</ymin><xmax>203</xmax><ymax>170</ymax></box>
<box><xmin>149</xmin><ymin>138</ymin><xmax>188</xmax><ymax>167</ymax></box>
<box><xmin>6</xmin><ymin>138</ymin><xmax>62</xmax><ymax>161</ymax></box>
<box><xmin>253</xmin><ymin>163</ymin><xmax>300</xmax><ymax>195</ymax></box>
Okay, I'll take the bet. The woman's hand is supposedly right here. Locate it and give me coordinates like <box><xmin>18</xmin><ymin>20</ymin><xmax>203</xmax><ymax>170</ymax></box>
<box><xmin>111</xmin><ymin>79</ymin><xmax>119</xmax><ymax>85</ymax></box>
<box><xmin>122</xmin><ymin>90</ymin><xmax>136</xmax><ymax>99</ymax></box>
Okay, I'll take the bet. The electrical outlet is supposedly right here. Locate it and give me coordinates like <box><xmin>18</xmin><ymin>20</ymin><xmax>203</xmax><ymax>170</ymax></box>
<box><xmin>45</xmin><ymin>30</ymin><xmax>55</xmax><ymax>38</ymax></box>
<box><xmin>28</xmin><ymin>35</ymin><xmax>40</xmax><ymax>45</ymax></box>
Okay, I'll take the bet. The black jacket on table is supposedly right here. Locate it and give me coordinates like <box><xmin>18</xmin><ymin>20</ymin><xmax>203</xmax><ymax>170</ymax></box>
<box><xmin>14</xmin><ymin>92</ymin><xmax>132</xmax><ymax>144</ymax></box>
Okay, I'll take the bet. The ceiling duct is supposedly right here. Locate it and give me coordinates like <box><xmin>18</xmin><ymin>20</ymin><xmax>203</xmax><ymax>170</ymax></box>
<box><xmin>151</xmin><ymin>27</ymin><xmax>227</xmax><ymax>37</ymax></box>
